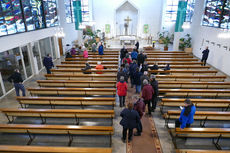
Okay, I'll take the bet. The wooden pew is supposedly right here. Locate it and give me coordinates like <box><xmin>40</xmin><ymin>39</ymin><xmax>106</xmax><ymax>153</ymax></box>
<box><xmin>149</xmin><ymin>65</ymin><xmax>210</xmax><ymax>70</ymax></box>
<box><xmin>146</xmin><ymin>55</ymin><xmax>194</xmax><ymax>58</ymax></box>
<box><xmin>147</xmin><ymin>58</ymin><xmax>198</xmax><ymax>61</ymax></box>
<box><xmin>66</xmin><ymin>58</ymin><xmax>117</xmax><ymax>61</ymax></box>
<box><xmin>27</xmin><ymin>88</ymin><xmax>116</xmax><ymax>96</ymax></box>
<box><xmin>144</xmin><ymin>51</ymin><xmax>186</xmax><ymax>53</ymax></box>
<box><xmin>50</xmin><ymin>69</ymin><xmax>117</xmax><ymax>75</ymax></box>
<box><xmin>0</xmin><ymin>108</ymin><xmax>114</xmax><ymax>125</ymax></box>
<box><xmin>164</xmin><ymin>110</ymin><xmax>230</xmax><ymax>127</ymax></box>
<box><xmin>56</xmin><ymin>64</ymin><xmax>118</xmax><ymax>69</ymax></box>
<box><xmin>159</xmin><ymin>88</ymin><xmax>230</xmax><ymax>97</ymax></box>
<box><xmin>156</xmin><ymin>75</ymin><xmax>226</xmax><ymax>82</ymax></box>
<box><xmin>176</xmin><ymin>149</ymin><xmax>230</xmax><ymax>153</ymax></box>
<box><xmin>158</xmin><ymin>81</ymin><xmax>230</xmax><ymax>89</ymax></box>
<box><xmin>88</xmin><ymin>51</ymin><xmax>119</xmax><ymax>55</ymax></box>
<box><xmin>171</xmin><ymin>128</ymin><xmax>230</xmax><ymax>149</ymax></box>
<box><xmin>0</xmin><ymin>145</ymin><xmax>112</xmax><ymax>153</ymax></box>
<box><xmin>149</xmin><ymin>61</ymin><xmax>203</xmax><ymax>65</ymax></box>
<box><xmin>0</xmin><ymin>124</ymin><xmax>114</xmax><ymax>146</ymax></box>
<box><xmin>37</xmin><ymin>80</ymin><xmax>116</xmax><ymax>88</ymax></box>
<box><xmin>147</xmin><ymin>53</ymin><xmax>189</xmax><ymax>55</ymax></box>
<box><xmin>149</xmin><ymin>70</ymin><xmax>217</xmax><ymax>75</ymax></box>
<box><xmin>73</xmin><ymin>55</ymin><xmax>118</xmax><ymax>58</ymax></box>
<box><xmin>160</xmin><ymin>98</ymin><xmax>230</xmax><ymax>113</ymax></box>
<box><xmin>16</xmin><ymin>97</ymin><xmax>115</xmax><ymax>108</ymax></box>
<box><xmin>45</xmin><ymin>74</ymin><xmax>117</xmax><ymax>81</ymax></box>
<box><xmin>61</xmin><ymin>61</ymin><xmax>118</xmax><ymax>65</ymax></box>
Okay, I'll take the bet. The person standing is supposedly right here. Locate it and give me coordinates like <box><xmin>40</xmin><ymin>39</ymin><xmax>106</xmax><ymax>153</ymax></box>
<box><xmin>142</xmin><ymin>79</ymin><xmax>154</xmax><ymax>116</ymax></box>
<box><xmin>201</xmin><ymin>46</ymin><xmax>209</xmax><ymax>66</ymax></box>
<box><xmin>131</xmin><ymin>47</ymin><xmax>138</xmax><ymax>61</ymax></box>
<box><xmin>117</xmin><ymin>67</ymin><xmax>127</xmax><ymax>82</ymax></box>
<box><xmin>120</xmin><ymin>103</ymin><xmax>140</xmax><ymax>143</ymax></box>
<box><xmin>135</xmin><ymin>41</ymin><xmax>139</xmax><ymax>52</ymax></box>
<box><xmin>120</xmin><ymin>46</ymin><xmax>128</xmax><ymax>61</ymax></box>
<box><xmin>43</xmin><ymin>54</ymin><xmax>54</xmax><ymax>74</ymax></box>
<box><xmin>7</xmin><ymin>69</ymin><xmax>26</xmax><ymax>97</ymax></box>
<box><xmin>129</xmin><ymin>60</ymin><xmax>138</xmax><ymax>88</ymax></box>
<box><xmin>122</xmin><ymin>53</ymin><xmax>132</xmax><ymax>65</ymax></box>
<box><xmin>150</xmin><ymin>75</ymin><xmax>158</xmax><ymax>112</ymax></box>
<box><xmin>117</xmin><ymin>76</ymin><xmax>128</xmax><ymax>107</ymax></box>
<box><xmin>98</xmin><ymin>42</ymin><xmax>104</xmax><ymax>55</ymax></box>
<box><xmin>92</xmin><ymin>43</ymin><xmax>97</xmax><ymax>52</ymax></box>
<box><xmin>140</xmin><ymin>61</ymin><xmax>149</xmax><ymax>73</ymax></box>
<box><xmin>133</xmin><ymin>67</ymin><xmax>142</xmax><ymax>94</ymax></box>
<box><xmin>137</xmin><ymin>51</ymin><xmax>145</xmax><ymax>66</ymax></box>
<box><xmin>133</xmin><ymin>95</ymin><xmax>145</xmax><ymax>136</ymax></box>
<box><xmin>140</xmin><ymin>71</ymin><xmax>149</xmax><ymax>89</ymax></box>
<box><xmin>175</xmin><ymin>99</ymin><xmax>196</xmax><ymax>129</ymax></box>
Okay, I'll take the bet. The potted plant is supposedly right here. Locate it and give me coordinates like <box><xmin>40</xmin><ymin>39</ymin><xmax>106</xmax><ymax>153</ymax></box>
<box><xmin>179</xmin><ymin>34</ymin><xmax>192</xmax><ymax>53</ymax></box>
<box><xmin>163</xmin><ymin>36</ymin><xmax>170</xmax><ymax>50</ymax></box>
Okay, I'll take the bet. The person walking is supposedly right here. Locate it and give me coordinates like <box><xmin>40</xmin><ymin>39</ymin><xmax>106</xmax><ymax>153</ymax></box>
<box><xmin>131</xmin><ymin>48</ymin><xmax>138</xmax><ymax>61</ymax></box>
<box><xmin>142</xmin><ymin>79</ymin><xmax>154</xmax><ymax>116</ymax></box>
<box><xmin>135</xmin><ymin>41</ymin><xmax>139</xmax><ymax>52</ymax></box>
<box><xmin>7</xmin><ymin>69</ymin><xmax>26</xmax><ymax>96</ymax></box>
<box><xmin>175</xmin><ymin>99</ymin><xmax>196</xmax><ymax>129</ymax></box>
<box><xmin>120</xmin><ymin>103</ymin><xmax>140</xmax><ymax>143</ymax></box>
<box><xmin>117</xmin><ymin>67</ymin><xmax>127</xmax><ymax>82</ymax></box>
<box><xmin>92</xmin><ymin>43</ymin><xmax>97</xmax><ymax>52</ymax></box>
<box><xmin>150</xmin><ymin>75</ymin><xmax>158</xmax><ymax>112</ymax></box>
<box><xmin>98</xmin><ymin>42</ymin><xmax>104</xmax><ymax>55</ymax></box>
<box><xmin>201</xmin><ymin>46</ymin><xmax>209</xmax><ymax>66</ymax></box>
<box><xmin>140</xmin><ymin>71</ymin><xmax>149</xmax><ymax>89</ymax></box>
<box><xmin>117</xmin><ymin>76</ymin><xmax>128</xmax><ymax>107</ymax></box>
<box><xmin>140</xmin><ymin>61</ymin><xmax>149</xmax><ymax>73</ymax></box>
<box><xmin>120</xmin><ymin>46</ymin><xmax>128</xmax><ymax>61</ymax></box>
<box><xmin>133</xmin><ymin>95</ymin><xmax>145</xmax><ymax>136</ymax></box>
<box><xmin>133</xmin><ymin>67</ymin><xmax>142</xmax><ymax>94</ymax></box>
<box><xmin>122</xmin><ymin>53</ymin><xmax>132</xmax><ymax>65</ymax></box>
<box><xmin>137</xmin><ymin>51</ymin><xmax>146</xmax><ymax>66</ymax></box>
<box><xmin>129</xmin><ymin>60</ymin><xmax>138</xmax><ymax>88</ymax></box>
<box><xmin>43</xmin><ymin>54</ymin><xmax>54</xmax><ymax>74</ymax></box>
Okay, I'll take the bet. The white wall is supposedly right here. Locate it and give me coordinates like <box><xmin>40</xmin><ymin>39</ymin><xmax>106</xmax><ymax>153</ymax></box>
<box><xmin>92</xmin><ymin>0</ymin><xmax>163</xmax><ymax>39</ymax></box>
<box><xmin>184</xmin><ymin>0</ymin><xmax>230</xmax><ymax>76</ymax></box>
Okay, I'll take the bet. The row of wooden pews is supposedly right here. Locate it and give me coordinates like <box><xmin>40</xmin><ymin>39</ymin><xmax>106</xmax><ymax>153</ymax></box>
<box><xmin>0</xmin><ymin>50</ymin><xmax>119</xmax><ymax>152</ymax></box>
<box><xmin>143</xmin><ymin>49</ymin><xmax>230</xmax><ymax>152</ymax></box>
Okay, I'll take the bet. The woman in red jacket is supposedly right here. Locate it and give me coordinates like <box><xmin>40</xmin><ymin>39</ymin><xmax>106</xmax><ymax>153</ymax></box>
<box><xmin>117</xmin><ymin>76</ymin><xmax>128</xmax><ymax>107</ymax></box>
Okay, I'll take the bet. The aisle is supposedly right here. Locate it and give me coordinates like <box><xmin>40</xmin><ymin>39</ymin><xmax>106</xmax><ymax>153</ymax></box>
<box><xmin>125</xmin><ymin>85</ymin><xmax>163</xmax><ymax>153</ymax></box>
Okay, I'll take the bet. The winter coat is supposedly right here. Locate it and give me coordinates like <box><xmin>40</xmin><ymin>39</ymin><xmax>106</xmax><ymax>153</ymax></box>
<box><xmin>135</xmin><ymin>42</ymin><xmax>139</xmax><ymax>50</ymax></box>
<box><xmin>70</xmin><ymin>48</ymin><xmax>76</xmax><ymax>55</ymax></box>
<box><xmin>133</xmin><ymin>71</ymin><xmax>142</xmax><ymax>85</ymax></box>
<box><xmin>98</xmin><ymin>45</ymin><xmax>104</xmax><ymax>55</ymax></box>
<box><xmin>202</xmin><ymin>49</ymin><xmax>209</xmax><ymax>60</ymax></box>
<box><xmin>150</xmin><ymin>64</ymin><xmax>159</xmax><ymax>70</ymax></box>
<box><xmin>134</xmin><ymin>99</ymin><xmax>145</xmax><ymax>118</ymax></box>
<box><xmin>142</xmin><ymin>84</ymin><xmax>154</xmax><ymax>100</ymax></box>
<box><xmin>117</xmin><ymin>71</ymin><xmax>128</xmax><ymax>82</ymax></box>
<box><xmin>95</xmin><ymin>64</ymin><xmax>104</xmax><ymax>74</ymax></box>
<box><xmin>43</xmin><ymin>56</ymin><xmax>54</xmax><ymax>68</ymax></box>
<box><xmin>7</xmin><ymin>72</ymin><xmax>23</xmax><ymax>83</ymax></box>
<box><xmin>129</xmin><ymin>63</ymin><xmax>138</xmax><ymax>77</ymax></box>
<box><xmin>83</xmin><ymin>50</ymin><xmax>88</xmax><ymax>58</ymax></box>
<box><xmin>81</xmin><ymin>64</ymin><xmax>91</xmax><ymax>74</ymax></box>
<box><xmin>179</xmin><ymin>105</ymin><xmax>196</xmax><ymax>129</ymax></box>
<box><xmin>116</xmin><ymin>81</ymin><xmax>128</xmax><ymax>96</ymax></box>
<box><xmin>131</xmin><ymin>51</ymin><xmax>138</xmax><ymax>60</ymax></box>
<box><xmin>120</xmin><ymin>108</ymin><xmax>140</xmax><ymax>129</ymax></box>
<box><xmin>120</xmin><ymin>48</ymin><xmax>128</xmax><ymax>59</ymax></box>
<box><xmin>140</xmin><ymin>75</ymin><xmax>149</xmax><ymax>88</ymax></box>
<box><xmin>122</xmin><ymin>57</ymin><xmax>132</xmax><ymax>65</ymax></box>
<box><xmin>137</xmin><ymin>53</ymin><xmax>145</xmax><ymax>65</ymax></box>
<box><xmin>150</xmin><ymin>80</ymin><xmax>159</xmax><ymax>96</ymax></box>
<box><xmin>141</xmin><ymin>64</ymin><xmax>149</xmax><ymax>73</ymax></box>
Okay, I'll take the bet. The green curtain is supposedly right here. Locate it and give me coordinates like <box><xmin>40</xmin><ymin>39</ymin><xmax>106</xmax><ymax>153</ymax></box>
<box><xmin>175</xmin><ymin>1</ymin><xmax>187</xmax><ymax>32</ymax></box>
<box><xmin>73</xmin><ymin>0</ymin><xmax>82</xmax><ymax>30</ymax></box>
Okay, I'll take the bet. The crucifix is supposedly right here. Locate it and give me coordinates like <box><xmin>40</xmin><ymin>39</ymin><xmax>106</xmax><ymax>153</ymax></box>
<box><xmin>124</xmin><ymin>16</ymin><xmax>132</xmax><ymax>35</ymax></box>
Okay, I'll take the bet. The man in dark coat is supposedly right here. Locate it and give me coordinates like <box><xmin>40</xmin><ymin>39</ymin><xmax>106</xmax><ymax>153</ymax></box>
<box><xmin>137</xmin><ymin>51</ymin><xmax>146</xmax><ymax>66</ymax></box>
<box><xmin>135</xmin><ymin>41</ymin><xmax>139</xmax><ymax>52</ymax></box>
<box><xmin>120</xmin><ymin>103</ymin><xmax>140</xmax><ymax>143</ymax></box>
<box><xmin>8</xmin><ymin>69</ymin><xmax>26</xmax><ymax>96</ymax></box>
<box><xmin>120</xmin><ymin>46</ymin><xmax>128</xmax><ymax>61</ymax></box>
<box><xmin>43</xmin><ymin>54</ymin><xmax>54</xmax><ymax>74</ymax></box>
<box><xmin>201</xmin><ymin>46</ymin><xmax>209</xmax><ymax>66</ymax></box>
<box><xmin>81</xmin><ymin>62</ymin><xmax>91</xmax><ymax>74</ymax></box>
<box><xmin>129</xmin><ymin>60</ymin><xmax>138</xmax><ymax>88</ymax></box>
<box><xmin>150</xmin><ymin>75</ymin><xmax>158</xmax><ymax>112</ymax></box>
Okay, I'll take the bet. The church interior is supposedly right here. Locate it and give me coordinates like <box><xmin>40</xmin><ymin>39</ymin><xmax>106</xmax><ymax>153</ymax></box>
<box><xmin>0</xmin><ymin>0</ymin><xmax>230</xmax><ymax>153</ymax></box>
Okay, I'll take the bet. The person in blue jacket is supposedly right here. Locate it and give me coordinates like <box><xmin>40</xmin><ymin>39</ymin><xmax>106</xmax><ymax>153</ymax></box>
<box><xmin>133</xmin><ymin>67</ymin><xmax>143</xmax><ymax>94</ymax></box>
<box><xmin>131</xmin><ymin>48</ymin><xmax>138</xmax><ymax>61</ymax></box>
<box><xmin>98</xmin><ymin>42</ymin><xmax>104</xmax><ymax>55</ymax></box>
<box><xmin>175</xmin><ymin>99</ymin><xmax>196</xmax><ymax>129</ymax></box>
<box><xmin>120</xmin><ymin>102</ymin><xmax>140</xmax><ymax>143</ymax></box>
<box><xmin>43</xmin><ymin>54</ymin><xmax>54</xmax><ymax>74</ymax></box>
<box><xmin>129</xmin><ymin>60</ymin><xmax>138</xmax><ymax>88</ymax></box>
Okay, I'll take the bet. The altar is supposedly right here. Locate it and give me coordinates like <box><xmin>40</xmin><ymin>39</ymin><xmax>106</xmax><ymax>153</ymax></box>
<box><xmin>120</xmin><ymin>36</ymin><xmax>136</xmax><ymax>45</ymax></box>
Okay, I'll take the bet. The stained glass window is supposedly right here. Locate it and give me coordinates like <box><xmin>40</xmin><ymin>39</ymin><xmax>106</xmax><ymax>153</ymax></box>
<box><xmin>43</xmin><ymin>0</ymin><xmax>58</xmax><ymax>27</ymax></box>
<box><xmin>186</xmin><ymin>0</ymin><xmax>196</xmax><ymax>22</ymax></box>
<box><xmin>65</xmin><ymin>0</ymin><xmax>72</xmax><ymax>23</ymax></box>
<box><xmin>202</xmin><ymin>0</ymin><xmax>229</xmax><ymax>28</ymax></box>
<box><xmin>81</xmin><ymin>0</ymin><xmax>89</xmax><ymax>22</ymax></box>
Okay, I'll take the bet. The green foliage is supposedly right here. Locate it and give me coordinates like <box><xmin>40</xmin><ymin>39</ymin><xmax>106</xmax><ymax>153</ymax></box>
<box><xmin>163</xmin><ymin>36</ymin><xmax>170</xmax><ymax>47</ymax></box>
<box><xmin>179</xmin><ymin>34</ymin><xmax>192</xmax><ymax>50</ymax></box>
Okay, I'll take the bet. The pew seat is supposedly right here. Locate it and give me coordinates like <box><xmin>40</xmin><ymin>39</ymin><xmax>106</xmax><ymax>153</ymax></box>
<box><xmin>37</xmin><ymin>80</ymin><xmax>116</xmax><ymax>88</ymax></box>
<box><xmin>56</xmin><ymin>64</ymin><xmax>118</xmax><ymax>69</ymax></box>
<box><xmin>0</xmin><ymin>145</ymin><xmax>112</xmax><ymax>153</ymax></box>
<box><xmin>150</xmin><ymin>70</ymin><xmax>217</xmax><ymax>75</ymax></box>
<box><xmin>176</xmin><ymin>149</ymin><xmax>230</xmax><ymax>153</ymax></box>
<box><xmin>50</xmin><ymin>69</ymin><xmax>117</xmax><ymax>75</ymax></box>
